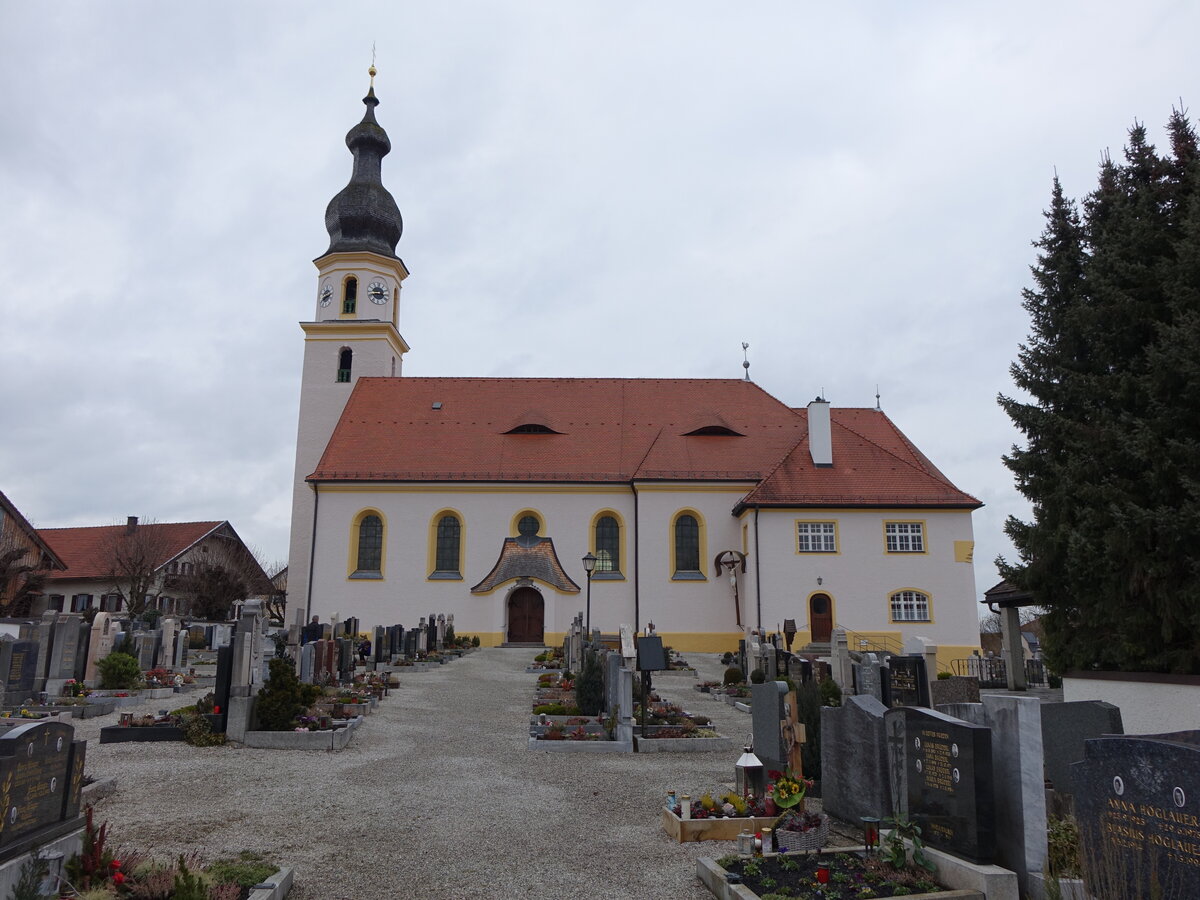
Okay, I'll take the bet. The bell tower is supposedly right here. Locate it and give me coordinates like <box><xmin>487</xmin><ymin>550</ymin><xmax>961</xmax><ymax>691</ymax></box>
<box><xmin>288</xmin><ymin>66</ymin><xmax>410</xmax><ymax>616</ymax></box>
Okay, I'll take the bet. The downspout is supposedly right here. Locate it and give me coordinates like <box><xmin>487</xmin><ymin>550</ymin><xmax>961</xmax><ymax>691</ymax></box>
<box><xmin>632</xmin><ymin>480</ymin><xmax>640</xmax><ymax>632</ymax></box>
<box><xmin>305</xmin><ymin>483</ymin><xmax>320</xmax><ymax>620</ymax></box>
<box><xmin>754</xmin><ymin>504</ymin><xmax>762</xmax><ymax>629</ymax></box>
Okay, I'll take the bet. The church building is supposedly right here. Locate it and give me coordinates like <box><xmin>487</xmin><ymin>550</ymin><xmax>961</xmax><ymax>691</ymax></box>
<box><xmin>287</xmin><ymin>73</ymin><xmax>983</xmax><ymax>663</ymax></box>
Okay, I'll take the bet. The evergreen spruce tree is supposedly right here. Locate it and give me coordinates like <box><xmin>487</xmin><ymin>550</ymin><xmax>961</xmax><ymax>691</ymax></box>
<box><xmin>999</xmin><ymin>108</ymin><xmax>1200</xmax><ymax>675</ymax></box>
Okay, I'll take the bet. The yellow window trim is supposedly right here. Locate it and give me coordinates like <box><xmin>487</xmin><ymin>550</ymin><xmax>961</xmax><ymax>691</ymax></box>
<box><xmin>510</xmin><ymin>508</ymin><xmax>547</xmax><ymax>537</ymax></box>
<box><xmin>346</xmin><ymin>508</ymin><xmax>386</xmax><ymax>580</ymax></box>
<box><xmin>668</xmin><ymin>508</ymin><xmax>707</xmax><ymax>581</ymax></box>
<box><xmin>795</xmin><ymin>519</ymin><xmax>840</xmax><ymax>555</ymax></box>
<box><xmin>426</xmin><ymin>508</ymin><xmax>466</xmax><ymax>580</ymax></box>
<box><xmin>590</xmin><ymin>508</ymin><xmax>626</xmax><ymax>577</ymax></box>
<box><xmin>887</xmin><ymin>586</ymin><xmax>935</xmax><ymax>625</ymax></box>
<box><xmin>882</xmin><ymin>519</ymin><xmax>929</xmax><ymax>555</ymax></box>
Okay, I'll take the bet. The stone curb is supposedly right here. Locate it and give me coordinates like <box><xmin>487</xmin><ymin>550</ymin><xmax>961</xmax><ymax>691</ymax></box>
<box><xmin>246</xmin><ymin>866</ymin><xmax>294</xmax><ymax>900</ymax></box>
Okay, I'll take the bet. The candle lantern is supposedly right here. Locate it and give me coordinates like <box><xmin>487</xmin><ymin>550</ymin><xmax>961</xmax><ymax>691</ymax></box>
<box><xmin>735</xmin><ymin>743</ymin><xmax>766</xmax><ymax>798</ymax></box>
<box><xmin>816</xmin><ymin>865</ymin><xmax>831</xmax><ymax>884</ymax></box>
<box><xmin>761</xmin><ymin>827</ymin><xmax>772</xmax><ymax>855</ymax></box>
<box><xmin>861</xmin><ymin>816</ymin><xmax>881</xmax><ymax>854</ymax></box>
<box><xmin>681</xmin><ymin>795</ymin><xmax>692</xmax><ymax>820</ymax></box>
<box><xmin>737</xmin><ymin>831</ymin><xmax>755</xmax><ymax>856</ymax></box>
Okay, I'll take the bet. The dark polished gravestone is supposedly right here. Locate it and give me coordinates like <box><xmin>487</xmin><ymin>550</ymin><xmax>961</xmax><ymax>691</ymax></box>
<box><xmin>822</xmin><ymin>694</ymin><xmax>894</xmax><ymax>825</ymax></box>
<box><xmin>0</xmin><ymin>721</ymin><xmax>86</xmax><ymax>847</ymax></box>
<box><xmin>1071</xmin><ymin>731</ymin><xmax>1200</xmax><ymax>899</ymax></box>
<box><xmin>887</xmin><ymin>655</ymin><xmax>931</xmax><ymax>708</ymax></box>
<box><xmin>1042</xmin><ymin>700</ymin><xmax>1124</xmax><ymax>796</ymax></box>
<box><xmin>0</xmin><ymin>637</ymin><xmax>39</xmax><ymax>705</ymax></box>
<box><xmin>885</xmin><ymin>706</ymin><xmax>995</xmax><ymax>863</ymax></box>
<box><xmin>751</xmin><ymin>681</ymin><xmax>788</xmax><ymax>775</ymax></box>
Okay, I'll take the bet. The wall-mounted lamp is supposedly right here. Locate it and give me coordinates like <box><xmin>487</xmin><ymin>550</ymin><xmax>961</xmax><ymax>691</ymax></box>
<box><xmin>816</xmin><ymin>577</ymin><xmax>823</xmax><ymax>586</ymax></box>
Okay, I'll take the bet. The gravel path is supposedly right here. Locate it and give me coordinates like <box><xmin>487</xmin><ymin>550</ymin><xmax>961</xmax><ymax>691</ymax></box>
<box><xmin>79</xmin><ymin>649</ymin><xmax>778</xmax><ymax>899</ymax></box>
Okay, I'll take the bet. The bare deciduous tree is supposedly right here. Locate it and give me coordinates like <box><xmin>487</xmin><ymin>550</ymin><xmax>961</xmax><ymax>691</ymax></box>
<box><xmin>175</xmin><ymin>538</ymin><xmax>273</xmax><ymax>622</ymax></box>
<box><xmin>0</xmin><ymin>537</ymin><xmax>48</xmax><ymax>617</ymax></box>
<box><xmin>99</xmin><ymin>517</ymin><xmax>173</xmax><ymax>618</ymax></box>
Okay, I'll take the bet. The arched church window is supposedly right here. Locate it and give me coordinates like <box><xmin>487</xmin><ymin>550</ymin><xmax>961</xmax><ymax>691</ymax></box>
<box><xmin>672</xmin><ymin>511</ymin><xmax>706</xmax><ymax>580</ymax></box>
<box><xmin>337</xmin><ymin>348</ymin><xmax>352</xmax><ymax>383</ymax></box>
<box><xmin>356</xmin><ymin>514</ymin><xmax>383</xmax><ymax>574</ymax></box>
<box><xmin>343</xmin><ymin>277</ymin><xmax>358</xmax><ymax>314</ymax></box>
<box><xmin>595</xmin><ymin>516</ymin><xmax>619</xmax><ymax>573</ymax></box>
<box><xmin>435</xmin><ymin>515</ymin><xmax>461</xmax><ymax>574</ymax></box>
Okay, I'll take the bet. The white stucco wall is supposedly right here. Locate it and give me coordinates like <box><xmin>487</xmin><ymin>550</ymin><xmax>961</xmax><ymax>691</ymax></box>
<box><xmin>304</xmin><ymin>481</ymin><xmax>980</xmax><ymax>654</ymax></box>
<box><xmin>1064</xmin><ymin>674</ymin><xmax>1200</xmax><ymax>735</ymax></box>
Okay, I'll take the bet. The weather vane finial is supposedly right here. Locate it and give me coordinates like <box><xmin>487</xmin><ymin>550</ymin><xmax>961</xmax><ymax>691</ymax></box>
<box><xmin>369</xmin><ymin>43</ymin><xmax>377</xmax><ymax>86</ymax></box>
<box><xmin>742</xmin><ymin>342</ymin><xmax>751</xmax><ymax>381</ymax></box>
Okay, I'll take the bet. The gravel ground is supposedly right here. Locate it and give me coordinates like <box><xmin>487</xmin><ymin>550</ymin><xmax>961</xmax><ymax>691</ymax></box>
<box><xmin>78</xmin><ymin>649</ymin><xmax>802</xmax><ymax>900</ymax></box>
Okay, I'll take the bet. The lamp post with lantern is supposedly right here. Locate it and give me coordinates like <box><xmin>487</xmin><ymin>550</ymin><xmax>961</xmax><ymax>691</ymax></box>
<box><xmin>581</xmin><ymin>552</ymin><xmax>597</xmax><ymax>638</ymax></box>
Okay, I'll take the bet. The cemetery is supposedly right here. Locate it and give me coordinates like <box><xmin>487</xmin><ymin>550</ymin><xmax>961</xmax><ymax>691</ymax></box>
<box><xmin>0</xmin><ymin>605</ymin><xmax>1191</xmax><ymax>898</ymax></box>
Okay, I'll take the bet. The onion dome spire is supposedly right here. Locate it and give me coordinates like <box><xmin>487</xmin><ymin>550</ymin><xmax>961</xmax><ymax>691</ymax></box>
<box><xmin>322</xmin><ymin>66</ymin><xmax>403</xmax><ymax>258</ymax></box>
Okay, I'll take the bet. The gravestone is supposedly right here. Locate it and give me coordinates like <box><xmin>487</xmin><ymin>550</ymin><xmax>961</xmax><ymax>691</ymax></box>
<box><xmin>211</xmin><ymin>624</ymin><xmax>232</xmax><ymax>648</ymax></box>
<box><xmin>84</xmin><ymin>612</ymin><xmax>114</xmax><ymax>685</ymax></box>
<box><xmin>941</xmin><ymin>695</ymin><xmax>1046</xmax><ymax>891</ymax></box>
<box><xmin>338</xmin><ymin>639</ymin><xmax>354</xmax><ymax>681</ymax></box>
<box><xmin>853</xmin><ymin>652</ymin><xmax>884</xmax><ymax>701</ymax></box>
<box><xmin>829</xmin><ymin>627</ymin><xmax>853</xmax><ymax>691</ymax></box>
<box><xmin>619</xmin><ymin>624</ymin><xmax>636</xmax><ymax>660</ymax></box>
<box><xmin>822</xmin><ymin>694</ymin><xmax>893</xmax><ymax>824</ymax></box>
<box><xmin>1041</xmin><ymin>701</ymin><xmax>1124</xmax><ymax>795</ymax></box>
<box><xmin>158</xmin><ymin>617</ymin><xmax>179</xmax><ymax>669</ymax></box>
<box><xmin>299</xmin><ymin>642</ymin><xmax>315</xmax><ymax>684</ymax></box>
<box><xmin>230</xmin><ymin>599</ymin><xmax>264</xmax><ymax>693</ymax></box>
<box><xmin>0</xmin><ymin>721</ymin><xmax>86</xmax><ymax>847</ymax></box>
<box><xmin>72</xmin><ymin>621</ymin><xmax>91</xmax><ymax>683</ymax></box>
<box><xmin>30</xmin><ymin>612</ymin><xmax>58</xmax><ymax>693</ymax></box>
<box><xmin>885</xmin><ymin>705</ymin><xmax>995</xmax><ymax>864</ymax></box>
<box><xmin>751</xmin><ymin>681</ymin><xmax>789</xmax><ymax>775</ymax></box>
<box><xmin>212</xmin><ymin>644</ymin><xmax>233</xmax><ymax>729</ymax></box>
<box><xmin>368</xmin><ymin>626</ymin><xmax>381</xmax><ymax>664</ymax></box>
<box><xmin>888</xmin><ymin>655</ymin><xmax>931</xmax><ymax>707</ymax></box>
<box><xmin>133</xmin><ymin>633</ymin><xmax>157</xmax><ymax>671</ymax></box>
<box><xmin>403</xmin><ymin>629</ymin><xmax>417</xmax><ymax>657</ymax></box>
<box><xmin>45</xmin><ymin>615</ymin><xmax>83</xmax><ymax>693</ymax></box>
<box><xmin>311</xmin><ymin>640</ymin><xmax>328</xmax><ymax>682</ymax></box>
<box><xmin>1071</xmin><ymin>731</ymin><xmax>1200</xmax><ymax>899</ymax></box>
<box><xmin>173</xmin><ymin>629</ymin><xmax>188</xmax><ymax>669</ymax></box>
<box><xmin>390</xmin><ymin>625</ymin><xmax>403</xmax><ymax>658</ymax></box>
<box><xmin>343</xmin><ymin>617</ymin><xmax>359</xmax><ymax>640</ymax></box>
<box><xmin>436</xmin><ymin>613</ymin><xmax>446</xmax><ymax>650</ymax></box>
<box><xmin>0</xmin><ymin>637</ymin><xmax>39</xmax><ymax>705</ymax></box>
<box><xmin>604</xmin><ymin>651</ymin><xmax>622</xmax><ymax>714</ymax></box>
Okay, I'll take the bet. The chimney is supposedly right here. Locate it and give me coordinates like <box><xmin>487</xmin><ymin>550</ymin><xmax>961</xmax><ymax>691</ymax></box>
<box><xmin>807</xmin><ymin>397</ymin><xmax>832</xmax><ymax>467</ymax></box>
<box><xmin>126</xmin><ymin>516</ymin><xmax>139</xmax><ymax>534</ymax></box>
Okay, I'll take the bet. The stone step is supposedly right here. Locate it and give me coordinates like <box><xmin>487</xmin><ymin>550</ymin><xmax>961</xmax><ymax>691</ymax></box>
<box><xmin>797</xmin><ymin>642</ymin><xmax>831</xmax><ymax>655</ymax></box>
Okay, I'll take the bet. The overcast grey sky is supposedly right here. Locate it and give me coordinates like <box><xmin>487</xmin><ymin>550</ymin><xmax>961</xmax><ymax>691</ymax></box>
<box><xmin>1</xmin><ymin>2</ymin><xmax>1194</xmax><ymax>607</ymax></box>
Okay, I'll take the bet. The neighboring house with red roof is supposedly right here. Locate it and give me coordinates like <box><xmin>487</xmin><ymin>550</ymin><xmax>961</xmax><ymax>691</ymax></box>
<box><xmin>0</xmin><ymin>489</ymin><xmax>67</xmax><ymax>615</ymax></box>
<box><xmin>35</xmin><ymin>518</ymin><xmax>269</xmax><ymax>619</ymax></box>
<box><xmin>286</xmin><ymin>79</ymin><xmax>984</xmax><ymax>662</ymax></box>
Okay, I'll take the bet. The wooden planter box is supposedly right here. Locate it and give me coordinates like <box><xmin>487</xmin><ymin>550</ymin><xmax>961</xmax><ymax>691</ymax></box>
<box><xmin>662</xmin><ymin>808</ymin><xmax>779</xmax><ymax>843</ymax></box>
<box><xmin>696</xmin><ymin>856</ymin><xmax>985</xmax><ymax>900</ymax></box>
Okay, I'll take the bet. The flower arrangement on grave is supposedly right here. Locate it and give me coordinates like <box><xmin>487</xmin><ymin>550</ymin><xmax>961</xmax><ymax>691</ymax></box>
<box><xmin>143</xmin><ymin>667</ymin><xmax>174</xmax><ymax>687</ymax></box>
<box><xmin>0</xmin><ymin>708</ymin><xmax>46</xmax><ymax>720</ymax></box>
<box><xmin>62</xmin><ymin>678</ymin><xmax>91</xmax><ymax>698</ymax></box>
<box><xmin>767</xmin><ymin>770</ymin><xmax>812</xmax><ymax>809</ymax></box>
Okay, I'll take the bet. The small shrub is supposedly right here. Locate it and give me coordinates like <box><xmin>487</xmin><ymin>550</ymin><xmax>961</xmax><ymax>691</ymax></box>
<box><xmin>937</xmin><ymin>670</ymin><xmax>953</xmax><ymax>680</ymax></box>
<box><xmin>819</xmin><ymin>675</ymin><xmax>842</xmax><ymax>707</ymax></box>
<box><xmin>750</xmin><ymin>668</ymin><xmax>766</xmax><ymax>684</ymax></box>
<box><xmin>171</xmin><ymin>856</ymin><xmax>209</xmax><ymax>900</ymax></box>
<box><xmin>722</xmin><ymin>665</ymin><xmax>744</xmax><ymax>686</ymax></box>
<box><xmin>97</xmin><ymin>652</ymin><xmax>142</xmax><ymax>690</ymax></box>
<box><xmin>206</xmin><ymin>851</ymin><xmax>276</xmax><ymax>889</ymax></box>
<box><xmin>181</xmin><ymin>712</ymin><xmax>225</xmax><ymax>747</ymax></box>
<box><xmin>254</xmin><ymin>658</ymin><xmax>321</xmax><ymax>731</ymax></box>
<box><xmin>1047</xmin><ymin>815</ymin><xmax>1081</xmax><ymax>878</ymax></box>
<box><xmin>472</xmin><ymin>635</ymin><xmax>481</xmax><ymax>647</ymax></box>
<box><xmin>576</xmin><ymin>650</ymin><xmax>604</xmax><ymax>716</ymax></box>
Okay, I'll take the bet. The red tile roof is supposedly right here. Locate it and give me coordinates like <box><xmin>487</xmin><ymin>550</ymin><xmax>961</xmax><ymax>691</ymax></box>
<box><xmin>36</xmin><ymin>521</ymin><xmax>223</xmax><ymax>581</ymax></box>
<box><xmin>312</xmin><ymin>378</ymin><xmax>980</xmax><ymax>509</ymax></box>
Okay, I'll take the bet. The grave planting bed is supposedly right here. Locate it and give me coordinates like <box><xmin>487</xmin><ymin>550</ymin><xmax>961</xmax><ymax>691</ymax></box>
<box><xmin>100</xmin><ymin>723</ymin><xmax>186</xmax><ymax>743</ymax></box>
<box><xmin>697</xmin><ymin>852</ymin><xmax>984</xmax><ymax>900</ymax></box>
<box><xmin>242</xmin><ymin>715</ymin><xmax>363</xmax><ymax>750</ymax></box>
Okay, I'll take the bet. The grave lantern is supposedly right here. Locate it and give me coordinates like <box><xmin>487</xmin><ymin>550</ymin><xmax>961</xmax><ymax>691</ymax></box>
<box><xmin>737</xmin><ymin>831</ymin><xmax>755</xmax><ymax>857</ymax></box>
<box><xmin>735</xmin><ymin>743</ymin><xmax>766</xmax><ymax>798</ymax></box>
<box><xmin>860</xmin><ymin>816</ymin><xmax>881</xmax><ymax>854</ymax></box>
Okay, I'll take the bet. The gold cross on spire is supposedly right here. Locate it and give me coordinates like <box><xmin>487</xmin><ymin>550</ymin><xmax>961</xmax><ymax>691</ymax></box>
<box><xmin>369</xmin><ymin>43</ymin><xmax>377</xmax><ymax>86</ymax></box>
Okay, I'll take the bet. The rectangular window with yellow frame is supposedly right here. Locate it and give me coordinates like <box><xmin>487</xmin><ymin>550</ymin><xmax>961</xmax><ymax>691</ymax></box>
<box><xmin>796</xmin><ymin>521</ymin><xmax>837</xmax><ymax>553</ymax></box>
<box><xmin>885</xmin><ymin>521</ymin><xmax>925</xmax><ymax>553</ymax></box>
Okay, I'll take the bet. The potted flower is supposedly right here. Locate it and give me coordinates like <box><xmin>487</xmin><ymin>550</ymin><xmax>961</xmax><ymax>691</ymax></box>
<box><xmin>767</xmin><ymin>770</ymin><xmax>812</xmax><ymax>811</ymax></box>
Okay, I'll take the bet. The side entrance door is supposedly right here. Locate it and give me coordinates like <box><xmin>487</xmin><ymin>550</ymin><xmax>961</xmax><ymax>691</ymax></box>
<box><xmin>507</xmin><ymin>587</ymin><xmax>545</xmax><ymax>643</ymax></box>
<box><xmin>809</xmin><ymin>593</ymin><xmax>833</xmax><ymax>644</ymax></box>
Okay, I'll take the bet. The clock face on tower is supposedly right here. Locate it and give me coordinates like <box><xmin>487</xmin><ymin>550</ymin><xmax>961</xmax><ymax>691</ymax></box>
<box><xmin>319</xmin><ymin>283</ymin><xmax>333</xmax><ymax>307</ymax></box>
<box><xmin>367</xmin><ymin>281</ymin><xmax>390</xmax><ymax>304</ymax></box>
